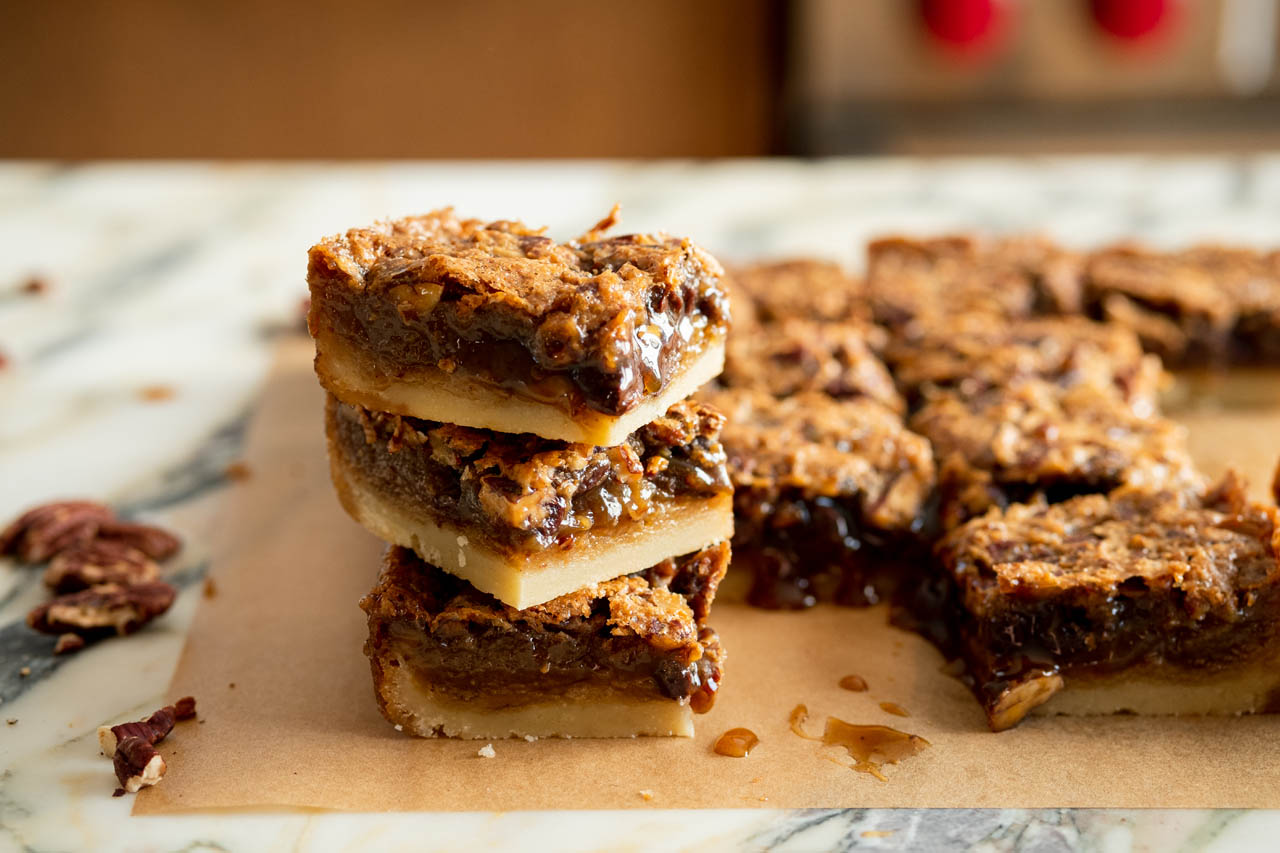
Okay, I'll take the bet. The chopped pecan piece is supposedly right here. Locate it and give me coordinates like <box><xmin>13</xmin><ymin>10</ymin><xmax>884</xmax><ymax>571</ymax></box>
<box><xmin>44</xmin><ymin>540</ymin><xmax>160</xmax><ymax>593</ymax></box>
<box><xmin>173</xmin><ymin>695</ymin><xmax>197</xmax><ymax>721</ymax></box>
<box><xmin>98</xmin><ymin>696</ymin><xmax>197</xmax><ymax>755</ymax></box>
<box><xmin>53</xmin><ymin>633</ymin><xmax>86</xmax><ymax>655</ymax></box>
<box><xmin>27</xmin><ymin>581</ymin><xmax>176</xmax><ymax>637</ymax></box>
<box><xmin>986</xmin><ymin>672</ymin><xmax>1065</xmax><ymax>732</ymax></box>
<box><xmin>0</xmin><ymin>501</ymin><xmax>114</xmax><ymax>562</ymax></box>
<box><xmin>114</xmin><ymin>736</ymin><xmax>166</xmax><ymax>793</ymax></box>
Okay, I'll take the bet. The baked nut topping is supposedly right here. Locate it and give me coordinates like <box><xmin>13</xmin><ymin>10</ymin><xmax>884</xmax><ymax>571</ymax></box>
<box><xmin>884</xmin><ymin>313</ymin><xmax>1163</xmax><ymax>414</ymax></box>
<box><xmin>866</xmin><ymin>235</ymin><xmax>1084</xmax><ymax>331</ymax></box>
<box><xmin>708</xmin><ymin>389</ymin><xmax>934</xmax><ymax>532</ymax></box>
<box><xmin>727</xmin><ymin>260</ymin><xmax>870</xmax><ymax>327</ymax></box>
<box><xmin>911</xmin><ymin>379</ymin><xmax>1199</xmax><ymax>528</ymax></box>
<box><xmin>720</xmin><ymin>318</ymin><xmax>904</xmax><ymax>412</ymax></box>
<box><xmin>703</xmin><ymin>388</ymin><xmax>935</xmax><ymax>608</ymax></box>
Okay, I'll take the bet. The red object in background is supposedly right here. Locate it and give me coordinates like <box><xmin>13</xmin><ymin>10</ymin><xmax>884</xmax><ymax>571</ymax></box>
<box><xmin>1089</xmin><ymin>0</ymin><xmax>1171</xmax><ymax>40</ymax></box>
<box><xmin>919</xmin><ymin>0</ymin><xmax>1007</xmax><ymax>58</ymax></box>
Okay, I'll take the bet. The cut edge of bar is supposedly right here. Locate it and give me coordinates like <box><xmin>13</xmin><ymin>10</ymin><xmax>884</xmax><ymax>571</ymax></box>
<box><xmin>331</xmin><ymin>451</ymin><xmax>735</xmax><ymax>609</ymax></box>
<box><xmin>315</xmin><ymin>331</ymin><xmax>726</xmax><ymax>446</ymax></box>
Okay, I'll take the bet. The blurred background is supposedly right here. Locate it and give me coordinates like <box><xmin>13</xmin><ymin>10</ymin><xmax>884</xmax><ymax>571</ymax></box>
<box><xmin>4</xmin><ymin>0</ymin><xmax>1280</xmax><ymax>159</ymax></box>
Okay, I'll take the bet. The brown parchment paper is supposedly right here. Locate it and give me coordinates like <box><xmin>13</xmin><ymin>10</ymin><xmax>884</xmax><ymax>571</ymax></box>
<box><xmin>136</xmin><ymin>340</ymin><xmax>1280</xmax><ymax>813</ymax></box>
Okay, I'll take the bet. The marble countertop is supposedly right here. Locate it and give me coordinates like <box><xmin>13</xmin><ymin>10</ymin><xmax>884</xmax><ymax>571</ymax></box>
<box><xmin>2</xmin><ymin>158</ymin><xmax>1279</xmax><ymax>852</ymax></box>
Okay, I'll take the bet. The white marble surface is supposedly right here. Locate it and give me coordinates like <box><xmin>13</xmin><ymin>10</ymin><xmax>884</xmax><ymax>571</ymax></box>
<box><xmin>2</xmin><ymin>158</ymin><xmax>1280</xmax><ymax>851</ymax></box>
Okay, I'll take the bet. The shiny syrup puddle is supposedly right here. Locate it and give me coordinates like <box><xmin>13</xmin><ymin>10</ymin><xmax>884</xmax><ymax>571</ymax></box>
<box><xmin>838</xmin><ymin>674</ymin><xmax>869</xmax><ymax>692</ymax></box>
<box><xmin>713</xmin><ymin>727</ymin><xmax>760</xmax><ymax>757</ymax></box>
<box><xmin>788</xmin><ymin>704</ymin><xmax>930</xmax><ymax>782</ymax></box>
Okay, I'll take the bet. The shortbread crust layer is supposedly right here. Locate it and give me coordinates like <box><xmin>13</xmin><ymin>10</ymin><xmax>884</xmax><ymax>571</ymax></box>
<box><xmin>373</xmin><ymin>664</ymin><xmax>699</xmax><ymax>739</ymax></box>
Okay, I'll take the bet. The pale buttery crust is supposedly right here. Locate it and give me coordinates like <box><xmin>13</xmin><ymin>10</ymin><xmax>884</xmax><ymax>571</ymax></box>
<box><xmin>314</xmin><ymin>327</ymin><xmax>726</xmax><ymax>446</ymax></box>
<box><xmin>375</xmin><ymin>664</ymin><xmax>694</xmax><ymax>739</ymax></box>
<box><xmin>1032</xmin><ymin>654</ymin><xmax>1280</xmax><ymax>718</ymax></box>
<box><xmin>330</xmin><ymin>449</ymin><xmax>735</xmax><ymax>609</ymax></box>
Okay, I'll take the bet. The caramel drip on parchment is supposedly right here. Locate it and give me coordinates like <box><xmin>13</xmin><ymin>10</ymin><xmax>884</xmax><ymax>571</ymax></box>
<box><xmin>713</xmin><ymin>727</ymin><xmax>759</xmax><ymax>757</ymax></box>
<box><xmin>788</xmin><ymin>704</ymin><xmax>930</xmax><ymax>782</ymax></box>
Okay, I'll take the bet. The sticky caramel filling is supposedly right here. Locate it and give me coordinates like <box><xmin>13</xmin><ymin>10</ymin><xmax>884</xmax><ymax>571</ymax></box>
<box><xmin>965</xmin><ymin>583</ymin><xmax>1280</xmax><ymax>685</ymax></box>
<box><xmin>373</xmin><ymin>623</ymin><xmax>722</xmax><ymax>711</ymax></box>
<box><xmin>328</xmin><ymin>398</ymin><xmax>731</xmax><ymax>555</ymax></box>
<box><xmin>313</xmin><ymin>278</ymin><xmax>726</xmax><ymax>417</ymax></box>
<box><xmin>731</xmin><ymin>489</ymin><xmax>929</xmax><ymax>609</ymax></box>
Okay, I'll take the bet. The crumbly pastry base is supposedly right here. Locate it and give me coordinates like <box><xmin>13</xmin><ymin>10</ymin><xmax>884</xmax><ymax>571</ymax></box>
<box><xmin>314</xmin><ymin>329</ymin><xmax>726</xmax><ymax>446</ymax></box>
<box><xmin>374</xmin><ymin>663</ymin><xmax>694</xmax><ymax>738</ymax></box>
<box><xmin>330</xmin><ymin>450</ymin><xmax>734</xmax><ymax>609</ymax></box>
<box><xmin>1034</xmin><ymin>658</ymin><xmax>1280</xmax><ymax>718</ymax></box>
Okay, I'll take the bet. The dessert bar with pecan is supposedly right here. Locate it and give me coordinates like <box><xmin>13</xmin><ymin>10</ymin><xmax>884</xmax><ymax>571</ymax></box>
<box><xmin>883</xmin><ymin>313</ymin><xmax>1163</xmax><ymax>414</ymax></box>
<box><xmin>910</xmin><ymin>379</ymin><xmax>1199</xmax><ymax>529</ymax></box>
<box><xmin>1086</xmin><ymin>244</ymin><xmax>1280</xmax><ymax>366</ymax></box>
<box><xmin>362</xmin><ymin>542</ymin><xmax>728</xmax><ymax>739</ymax></box>
<box><xmin>719</xmin><ymin>317</ymin><xmax>904</xmax><ymax>413</ymax></box>
<box><xmin>865</xmin><ymin>235</ymin><xmax>1084</xmax><ymax>331</ymax></box>
<box><xmin>702</xmin><ymin>388</ymin><xmax>936</xmax><ymax>608</ymax></box>
<box><xmin>308</xmin><ymin>208</ymin><xmax>730</xmax><ymax>445</ymax></box>
<box><xmin>936</xmin><ymin>476</ymin><xmax>1280</xmax><ymax>731</ymax></box>
<box><xmin>727</xmin><ymin>259</ymin><xmax>871</xmax><ymax>328</ymax></box>
<box><xmin>327</xmin><ymin>394</ymin><xmax>733</xmax><ymax>608</ymax></box>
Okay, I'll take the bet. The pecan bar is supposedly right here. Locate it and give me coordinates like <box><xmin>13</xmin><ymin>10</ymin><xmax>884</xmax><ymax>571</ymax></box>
<box><xmin>362</xmin><ymin>542</ymin><xmax>728</xmax><ymax>739</ymax></box>
<box><xmin>308</xmin><ymin>209</ymin><xmax>730</xmax><ymax>445</ymax></box>
<box><xmin>326</xmin><ymin>394</ymin><xmax>733</xmax><ymax>608</ymax></box>
<box><xmin>1086</xmin><ymin>244</ymin><xmax>1280</xmax><ymax>366</ymax></box>
<box><xmin>727</xmin><ymin>259</ymin><xmax>871</xmax><ymax>327</ymax></box>
<box><xmin>910</xmin><ymin>379</ymin><xmax>1199</xmax><ymax>529</ymax></box>
<box><xmin>866</xmin><ymin>235</ymin><xmax>1084</xmax><ymax>330</ymax></box>
<box><xmin>884</xmin><ymin>313</ymin><xmax>1163</xmax><ymax>413</ymax></box>
<box><xmin>937</xmin><ymin>476</ymin><xmax>1280</xmax><ymax>731</ymax></box>
<box><xmin>702</xmin><ymin>388</ymin><xmax>935</xmax><ymax>608</ymax></box>
<box><xmin>719</xmin><ymin>318</ymin><xmax>904</xmax><ymax>413</ymax></box>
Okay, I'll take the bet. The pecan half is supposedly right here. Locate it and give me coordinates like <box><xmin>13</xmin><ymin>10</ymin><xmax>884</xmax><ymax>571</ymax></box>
<box><xmin>97</xmin><ymin>520</ymin><xmax>182</xmax><ymax>560</ymax></box>
<box><xmin>0</xmin><ymin>501</ymin><xmax>114</xmax><ymax>562</ymax></box>
<box><xmin>27</xmin><ymin>581</ymin><xmax>177</xmax><ymax>637</ymax></box>
<box><xmin>44</xmin><ymin>540</ymin><xmax>160</xmax><ymax>593</ymax></box>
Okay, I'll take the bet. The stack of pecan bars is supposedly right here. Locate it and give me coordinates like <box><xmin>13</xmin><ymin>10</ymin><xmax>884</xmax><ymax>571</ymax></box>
<box><xmin>722</xmin><ymin>236</ymin><xmax>1280</xmax><ymax>731</ymax></box>
<box><xmin>307</xmin><ymin>209</ymin><xmax>735</xmax><ymax>739</ymax></box>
